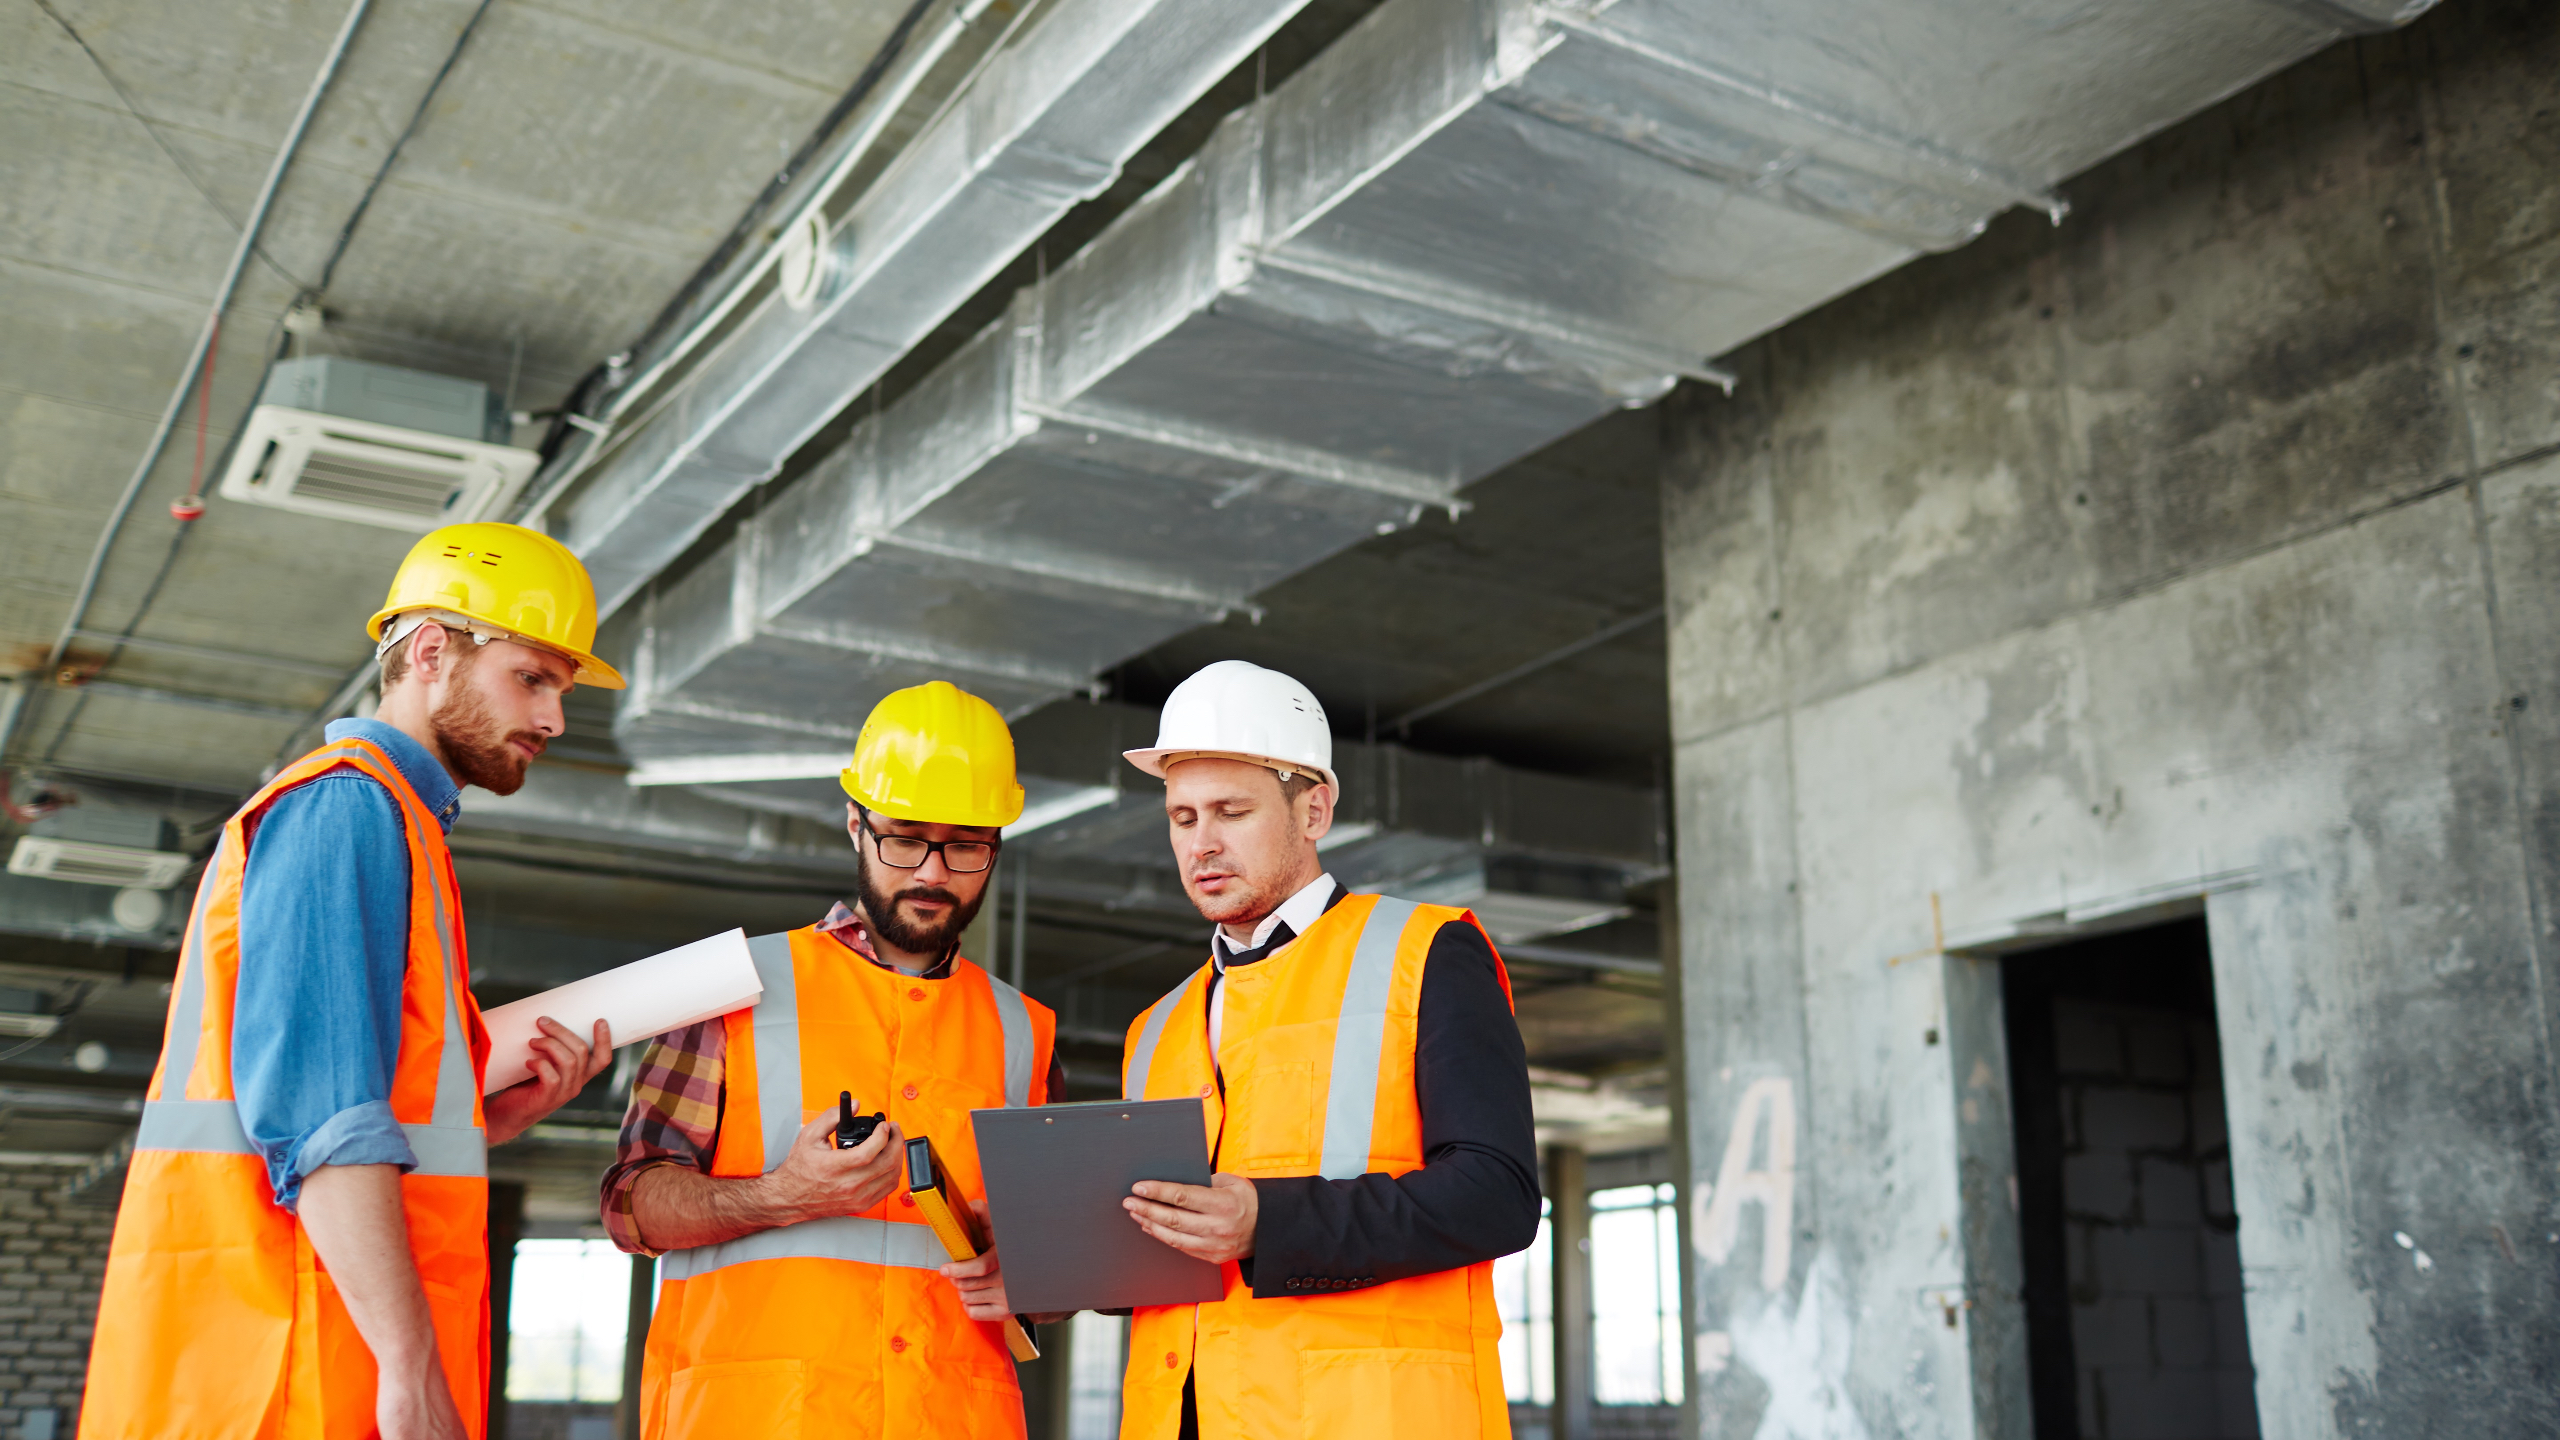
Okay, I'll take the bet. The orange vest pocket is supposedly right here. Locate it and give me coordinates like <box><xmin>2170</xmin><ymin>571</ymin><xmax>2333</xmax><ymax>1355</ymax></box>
<box><xmin>662</xmin><ymin>1357</ymin><xmax>843</xmax><ymax>1440</ymax></box>
<box><xmin>1222</xmin><ymin>1060</ymin><xmax>1316</xmax><ymax>1171</ymax></box>
<box><xmin>1297</xmin><ymin>1348</ymin><xmax>1482</xmax><ymax>1439</ymax></box>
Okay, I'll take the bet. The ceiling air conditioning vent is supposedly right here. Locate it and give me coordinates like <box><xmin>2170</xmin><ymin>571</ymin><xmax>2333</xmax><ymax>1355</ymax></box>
<box><xmin>217</xmin><ymin>357</ymin><xmax>536</xmax><ymax>532</ymax></box>
<box><xmin>7</xmin><ymin>837</ymin><xmax>194</xmax><ymax>890</ymax></box>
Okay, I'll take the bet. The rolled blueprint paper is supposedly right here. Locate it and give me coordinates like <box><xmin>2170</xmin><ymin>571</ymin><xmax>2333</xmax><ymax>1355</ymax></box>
<box><xmin>479</xmin><ymin>928</ymin><xmax>761</xmax><ymax>1094</ymax></box>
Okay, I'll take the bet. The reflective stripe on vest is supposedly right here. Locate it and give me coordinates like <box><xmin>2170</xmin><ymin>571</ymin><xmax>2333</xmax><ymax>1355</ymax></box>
<box><xmin>746</xmin><ymin>932</ymin><xmax>801</xmax><ymax>1174</ymax></box>
<box><xmin>745</xmin><ymin>932</ymin><xmax>1041</xmax><ymax>1167</ymax></box>
<box><xmin>1125</xmin><ymin>898</ymin><xmax>1416</xmax><ymax>1181</ymax></box>
<box><xmin>1122</xmin><ymin>968</ymin><xmax>1205</xmax><ymax>1103</ymax></box>
<box><xmin>1317</xmin><ymin>897</ymin><xmax>1416</xmax><ymax>1181</ymax></box>
<box><xmin>133</xmin><ymin>756</ymin><xmax>485</xmax><ymax>1179</ymax></box>
<box><xmin>657</xmin><ymin>1214</ymin><xmax>953</xmax><ymax>1280</ymax></box>
<box><xmin>673</xmin><ymin>930</ymin><xmax>1040</xmax><ymax>1276</ymax></box>
<box><xmin>85</xmin><ymin>733</ymin><xmax>494</xmax><ymax>1440</ymax></box>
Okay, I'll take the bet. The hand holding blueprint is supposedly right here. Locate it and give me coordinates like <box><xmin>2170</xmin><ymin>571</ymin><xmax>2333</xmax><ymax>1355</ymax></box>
<box><xmin>480</xmin><ymin>928</ymin><xmax>761</xmax><ymax>1094</ymax></box>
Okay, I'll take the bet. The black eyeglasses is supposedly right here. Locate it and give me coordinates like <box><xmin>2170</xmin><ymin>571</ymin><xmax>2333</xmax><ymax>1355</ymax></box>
<box><xmin>857</xmin><ymin>811</ymin><xmax>999</xmax><ymax>873</ymax></box>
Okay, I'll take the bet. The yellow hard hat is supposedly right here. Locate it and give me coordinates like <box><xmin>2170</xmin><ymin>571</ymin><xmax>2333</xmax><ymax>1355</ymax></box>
<box><xmin>365</xmin><ymin>522</ymin><xmax>626</xmax><ymax>689</ymax></box>
<box><xmin>841</xmin><ymin>681</ymin><xmax>1024</xmax><ymax>828</ymax></box>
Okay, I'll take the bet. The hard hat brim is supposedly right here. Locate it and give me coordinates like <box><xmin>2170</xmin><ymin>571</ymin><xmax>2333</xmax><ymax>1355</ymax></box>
<box><xmin>366</xmin><ymin>604</ymin><xmax>627</xmax><ymax>690</ymax></box>
<box><xmin>1123</xmin><ymin>747</ymin><xmax>1337</xmax><ymax>792</ymax></box>
<box><xmin>840</xmin><ymin>773</ymin><xmax>1024</xmax><ymax>829</ymax></box>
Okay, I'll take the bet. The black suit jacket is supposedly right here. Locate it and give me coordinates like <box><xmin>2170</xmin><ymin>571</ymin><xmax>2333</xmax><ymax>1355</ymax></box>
<box><xmin>1215</xmin><ymin>885</ymin><xmax>1543</xmax><ymax>1297</ymax></box>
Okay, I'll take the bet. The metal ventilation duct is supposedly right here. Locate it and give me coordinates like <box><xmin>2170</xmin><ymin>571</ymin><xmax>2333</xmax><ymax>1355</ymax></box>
<box><xmin>544</xmin><ymin>0</ymin><xmax>1323</xmax><ymax>617</ymax></box>
<box><xmin>448</xmin><ymin>704</ymin><xmax>1664</xmax><ymax>954</ymax></box>
<box><xmin>612</xmin><ymin>0</ymin><xmax>2418</xmax><ymax>767</ymax></box>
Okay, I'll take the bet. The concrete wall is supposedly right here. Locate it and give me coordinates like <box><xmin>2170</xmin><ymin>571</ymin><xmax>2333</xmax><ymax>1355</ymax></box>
<box><xmin>1658</xmin><ymin>1</ymin><xmax>2560</xmax><ymax>1435</ymax></box>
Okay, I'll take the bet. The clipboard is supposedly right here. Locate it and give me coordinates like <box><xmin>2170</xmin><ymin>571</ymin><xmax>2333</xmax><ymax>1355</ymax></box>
<box><xmin>971</xmin><ymin>1098</ymin><xmax>1226</xmax><ymax>1315</ymax></box>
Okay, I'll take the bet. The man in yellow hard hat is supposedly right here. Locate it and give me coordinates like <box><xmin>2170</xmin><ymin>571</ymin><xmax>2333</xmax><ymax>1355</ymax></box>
<box><xmin>84</xmin><ymin>522</ymin><xmax>622</xmax><ymax>1440</ymax></box>
<box><xmin>602</xmin><ymin>680</ymin><xmax>1067</xmax><ymax>1439</ymax></box>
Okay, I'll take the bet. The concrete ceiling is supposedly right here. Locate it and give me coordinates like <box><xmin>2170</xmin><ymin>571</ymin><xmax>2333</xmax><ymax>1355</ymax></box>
<box><xmin>1109</xmin><ymin>406</ymin><xmax>1672</xmax><ymax>789</ymax></box>
<box><xmin>0</xmin><ymin>0</ymin><xmax>1680</xmax><ymax>1191</ymax></box>
<box><xmin>3</xmin><ymin>0</ymin><xmax>923</xmax><ymax>787</ymax></box>
<box><xmin>0</xmin><ymin>0</ymin><xmax>948</xmax><ymax>1173</ymax></box>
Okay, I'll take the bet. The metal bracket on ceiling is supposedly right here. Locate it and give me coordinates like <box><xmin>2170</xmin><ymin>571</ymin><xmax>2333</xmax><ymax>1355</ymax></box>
<box><xmin>1252</xmin><ymin>246</ymin><xmax>1739</xmax><ymax>395</ymax></box>
<box><xmin>649</xmin><ymin>695</ymin><xmax>861</xmax><ymax>742</ymax></box>
<box><xmin>1023</xmin><ymin>401</ymin><xmax>1459</xmax><ymax>508</ymax></box>
<box><xmin>1533</xmin><ymin>10</ymin><xmax>2066</xmax><ymax>244</ymax></box>
<box><xmin>2253</xmin><ymin>0</ymin><xmax>2436</xmax><ymax>33</ymax></box>
<box><xmin>856</xmin><ymin>529</ymin><xmax>1245</xmax><ymax>620</ymax></box>
<box><xmin>755</xmin><ymin>618</ymin><xmax>1098</xmax><ymax>693</ymax></box>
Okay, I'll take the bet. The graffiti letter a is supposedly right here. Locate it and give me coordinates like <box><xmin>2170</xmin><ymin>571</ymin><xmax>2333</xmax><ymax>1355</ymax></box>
<box><xmin>1694</xmin><ymin>1076</ymin><xmax>1796</xmax><ymax>1294</ymax></box>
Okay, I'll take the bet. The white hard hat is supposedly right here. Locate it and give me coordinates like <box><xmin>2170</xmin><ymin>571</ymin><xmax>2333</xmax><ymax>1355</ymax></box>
<box><xmin>1124</xmin><ymin>660</ymin><xmax>1337</xmax><ymax>791</ymax></box>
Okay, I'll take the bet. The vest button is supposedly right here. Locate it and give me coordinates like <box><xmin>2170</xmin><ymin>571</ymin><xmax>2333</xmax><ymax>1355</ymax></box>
<box><xmin>909</xmin><ymin>987</ymin><xmax>927</xmax><ymax>1001</ymax></box>
<box><xmin>1164</xmin><ymin>1352</ymin><xmax>1179</xmax><ymax>1369</ymax></box>
<box><xmin>891</xmin><ymin>1336</ymin><xmax>908</xmax><ymax>1353</ymax></box>
<box><xmin>898</xmin><ymin>1193</ymin><xmax>914</xmax><ymax>1207</ymax></box>
<box><xmin>1199</xmin><ymin>1084</ymin><xmax>1213</xmax><ymax>1098</ymax></box>
<box><xmin>902</xmin><ymin>1083</ymin><xmax>920</xmax><ymax>1101</ymax></box>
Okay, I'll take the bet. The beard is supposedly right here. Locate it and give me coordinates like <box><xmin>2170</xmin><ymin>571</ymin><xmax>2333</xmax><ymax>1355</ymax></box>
<box><xmin>1182</xmin><ymin>869</ymin><xmax>1276</xmax><ymax>928</ymax></box>
<box><xmin>430</xmin><ymin>671</ymin><xmax>545</xmax><ymax>796</ymax></box>
<box><xmin>856</xmin><ymin>847</ymin><xmax>987</xmax><ymax>957</ymax></box>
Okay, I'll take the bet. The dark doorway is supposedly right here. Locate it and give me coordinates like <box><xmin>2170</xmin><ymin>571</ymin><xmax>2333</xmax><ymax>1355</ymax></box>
<box><xmin>2002</xmin><ymin>916</ymin><xmax>2258</xmax><ymax>1440</ymax></box>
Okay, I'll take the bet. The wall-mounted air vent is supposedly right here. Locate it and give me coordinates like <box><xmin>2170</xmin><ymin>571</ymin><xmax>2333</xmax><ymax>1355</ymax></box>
<box><xmin>6</xmin><ymin>837</ymin><xmax>193</xmax><ymax>890</ymax></box>
<box><xmin>216</xmin><ymin>357</ymin><xmax>536</xmax><ymax>531</ymax></box>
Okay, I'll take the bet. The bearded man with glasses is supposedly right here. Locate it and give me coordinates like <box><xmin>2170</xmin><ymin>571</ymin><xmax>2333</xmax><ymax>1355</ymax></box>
<box><xmin>599</xmin><ymin>681</ymin><xmax>1067</xmax><ymax>1439</ymax></box>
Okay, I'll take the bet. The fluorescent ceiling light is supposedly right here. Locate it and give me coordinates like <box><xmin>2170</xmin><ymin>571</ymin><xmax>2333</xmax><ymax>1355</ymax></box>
<box><xmin>626</xmin><ymin>753</ymin><xmax>847</xmax><ymax>787</ymax></box>
<box><xmin>1008</xmin><ymin>785</ymin><xmax>1117</xmax><ymax>839</ymax></box>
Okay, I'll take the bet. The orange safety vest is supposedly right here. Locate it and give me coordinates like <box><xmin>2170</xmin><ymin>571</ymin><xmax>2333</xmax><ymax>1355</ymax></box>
<box><xmin>81</xmin><ymin>735</ymin><xmax>490</xmax><ymax>1440</ymax></box>
<box><xmin>1117</xmin><ymin>893</ymin><xmax>1516</xmax><ymax>1440</ymax></box>
<box><xmin>641</xmin><ymin>925</ymin><xmax>1056</xmax><ymax>1439</ymax></box>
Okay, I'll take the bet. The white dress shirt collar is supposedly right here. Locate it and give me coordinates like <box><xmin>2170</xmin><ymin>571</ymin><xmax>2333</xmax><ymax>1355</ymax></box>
<box><xmin>1212</xmin><ymin>871</ymin><xmax>1338</xmax><ymax>971</ymax></box>
<box><xmin>1208</xmin><ymin>871</ymin><xmax>1336</xmax><ymax>1061</ymax></box>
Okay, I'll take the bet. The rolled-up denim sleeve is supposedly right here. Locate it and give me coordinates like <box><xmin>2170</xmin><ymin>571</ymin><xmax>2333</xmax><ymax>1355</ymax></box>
<box><xmin>233</xmin><ymin>773</ymin><xmax>418</xmax><ymax>1211</ymax></box>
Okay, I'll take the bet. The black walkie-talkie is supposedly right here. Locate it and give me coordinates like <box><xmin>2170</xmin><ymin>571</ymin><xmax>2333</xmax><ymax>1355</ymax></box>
<box><xmin>834</xmin><ymin>1090</ymin><xmax>886</xmax><ymax>1149</ymax></box>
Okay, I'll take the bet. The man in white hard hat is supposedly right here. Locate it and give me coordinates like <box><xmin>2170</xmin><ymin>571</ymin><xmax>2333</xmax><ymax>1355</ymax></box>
<box><xmin>1111</xmin><ymin>660</ymin><xmax>1538</xmax><ymax>1440</ymax></box>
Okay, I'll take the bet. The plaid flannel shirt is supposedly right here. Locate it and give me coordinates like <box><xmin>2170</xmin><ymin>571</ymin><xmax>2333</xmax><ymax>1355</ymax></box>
<box><xmin>599</xmin><ymin>902</ymin><xmax>1058</xmax><ymax>1254</ymax></box>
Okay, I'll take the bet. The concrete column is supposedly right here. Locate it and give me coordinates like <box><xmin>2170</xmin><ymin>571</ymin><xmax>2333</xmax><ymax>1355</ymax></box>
<box><xmin>1655</xmin><ymin>882</ymin><xmax>1699</xmax><ymax>1440</ymax></box>
<box><xmin>1945</xmin><ymin>953</ymin><xmax>2032</xmax><ymax>1439</ymax></box>
<box><xmin>485</xmin><ymin>1181</ymin><xmax>525</xmax><ymax>1440</ymax></box>
<box><xmin>1011</xmin><ymin>858</ymin><xmax>1031</xmax><ymax>991</ymax></box>
<box><xmin>614</xmin><ymin>1255</ymin><xmax>653</xmax><ymax>1440</ymax></box>
<box><xmin>1548</xmin><ymin>1144</ymin><xmax>1592</xmax><ymax>1440</ymax></box>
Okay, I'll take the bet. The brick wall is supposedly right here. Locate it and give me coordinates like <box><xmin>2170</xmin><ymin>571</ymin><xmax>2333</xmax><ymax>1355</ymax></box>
<box><xmin>0</xmin><ymin>1165</ymin><xmax>113</xmax><ymax>1437</ymax></box>
<box><xmin>2052</xmin><ymin>998</ymin><xmax>2254</xmax><ymax>1440</ymax></box>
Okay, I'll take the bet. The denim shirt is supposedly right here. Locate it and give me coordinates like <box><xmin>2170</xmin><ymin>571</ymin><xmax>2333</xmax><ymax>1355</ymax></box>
<box><xmin>232</xmin><ymin>717</ymin><xmax>460</xmax><ymax>1210</ymax></box>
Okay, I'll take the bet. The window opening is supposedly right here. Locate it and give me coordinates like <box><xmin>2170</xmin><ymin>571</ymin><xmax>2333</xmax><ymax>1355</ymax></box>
<box><xmin>505</xmin><ymin>1238</ymin><xmax>631</xmax><ymax>1405</ymax></box>
<box><xmin>1065</xmin><ymin>1311</ymin><xmax>1130</xmax><ymax>1440</ymax></box>
<box><xmin>1589</xmin><ymin>1181</ymin><xmax>1683</xmax><ymax>1407</ymax></box>
<box><xmin>1495</xmin><ymin>1196</ymin><xmax>1555</xmax><ymax>1405</ymax></box>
